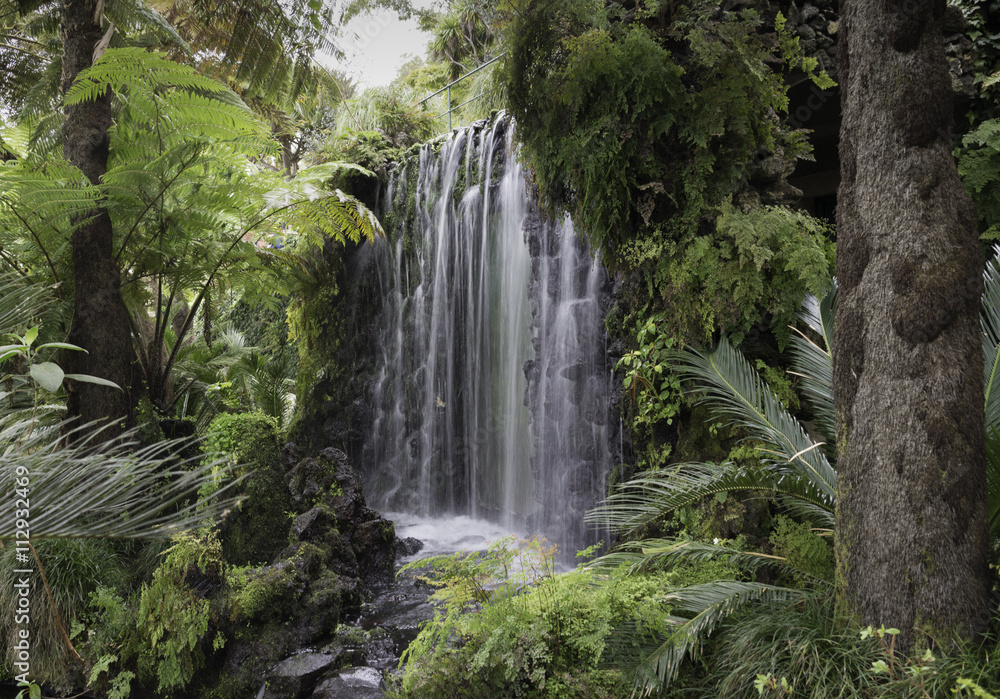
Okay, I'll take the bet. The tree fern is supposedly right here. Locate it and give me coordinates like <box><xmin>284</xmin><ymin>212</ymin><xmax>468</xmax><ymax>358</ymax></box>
<box><xmin>3</xmin><ymin>47</ymin><xmax>382</xmax><ymax>415</ymax></box>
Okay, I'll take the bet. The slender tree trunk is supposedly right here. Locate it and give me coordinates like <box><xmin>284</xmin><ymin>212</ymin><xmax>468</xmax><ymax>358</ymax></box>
<box><xmin>834</xmin><ymin>0</ymin><xmax>990</xmax><ymax>651</ymax></box>
<box><xmin>62</xmin><ymin>0</ymin><xmax>145</xmax><ymax>434</ymax></box>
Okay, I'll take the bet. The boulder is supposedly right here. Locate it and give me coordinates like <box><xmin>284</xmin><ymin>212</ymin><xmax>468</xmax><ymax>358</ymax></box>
<box><xmin>311</xmin><ymin>668</ymin><xmax>385</xmax><ymax>699</ymax></box>
<box><xmin>264</xmin><ymin>652</ymin><xmax>341</xmax><ymax>699</ymax></box>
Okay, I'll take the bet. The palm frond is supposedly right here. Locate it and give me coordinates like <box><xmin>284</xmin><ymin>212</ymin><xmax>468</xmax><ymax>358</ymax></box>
<box><xmin>0</xmin><ymin>423</ymin><xmax>243</xmax><ymax>539</ymax></box>
<box><xmin>622</xmin><ymin>581</ymin><xmax>814</xmax><ymax>694</ymax></box>
<box><xmin>591</xmin><ymin>537</ymin><xmax>810</xmax><ymax>579</ymax></box>
<box><xmin>987</xmin><ymin>428</ymin><xmax>1000</xmax><ymax>541</ymax></box>
<box><xmin>0</xmin><ymin>273</ymin><xmax>52</xmax><ymax>334</ymax></box>
<box><xmin>982</xmin><ymin>248</ymin><xmax>1000</xmax><ymax>431</ymax></box>
<box><xmin>789</xmin><ymin>283</ymin><xmax>837</xmax><ymax>445</ymax></box>
<box><xmin>674</xmin><ymin>337</ymin><xmax>837</xmax><ymax>503</ymax></box>
<box><xmin>586</xmin><ymin>461</ymin><xmax>833</xmax><ymax>536</ymax></box>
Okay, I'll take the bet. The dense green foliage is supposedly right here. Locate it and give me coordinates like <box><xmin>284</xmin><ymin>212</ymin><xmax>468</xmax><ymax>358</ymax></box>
<box><xmin>500</xmin><ymin>0</ymin><xmax>834</xmax><ymax>342</ymax></box>
<box><xmin>1</xmin><ymin>47</ymin><xmax>381</xmax><ymax>424</ymax></box>
<box><xmin>960</xmin><ymin>117</ymin><xmax>1000</xmax><ymax>239</ymax></box>
<box><xmin>201</xmin><ymin>412</ymin><xmax>292</xmax><ymax>565</ymax></box>
<box><xmin>391</xmin><ymin>538</ymin><xmax>736</xmax><ymax>698</ymax></box>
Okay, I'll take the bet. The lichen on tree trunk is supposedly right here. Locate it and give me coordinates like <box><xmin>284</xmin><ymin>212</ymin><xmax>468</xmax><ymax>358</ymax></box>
<box><xmin>834</xmin><ymin>0</ymin><xmax>991</xmax><ymax>651</ymax></box>
<box><xmin>61</xmin><ymin>0</ymin><xmax>145</xmax><ymax>434</ymax></box>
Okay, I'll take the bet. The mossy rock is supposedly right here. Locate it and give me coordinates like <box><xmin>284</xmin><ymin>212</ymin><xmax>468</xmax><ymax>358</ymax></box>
<box><xmin>210</xmin><ymin>543</ymin><xmax>356</xmax><ymax>698</ymax></box>
<box><xmin>229</xmin><ymin>563</ymin><xmax>299</xmax><ymax>623</ymax></box>
<box><xmin>205</xmin><ymin>412</ymin><xmax>293</xmax><ymax>566</ymax></box>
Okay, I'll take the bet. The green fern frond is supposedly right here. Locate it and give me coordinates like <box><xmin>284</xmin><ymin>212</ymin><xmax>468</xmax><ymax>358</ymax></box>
<box><xmin>65</xmin><ymin>47</ymin><xmax>229</xmax><ymax>105</ymax></box>
<box><xmin>263</xmin><ymin>187</ymin><xmax>383</xmax><ymax>247</ymax></box>
<box><xmin>16</xmin><ymin>53</ymin><xmax>62</xmax><ymax>125</ymax></box>
<box><xmin>24</xmin><ymin>110</ymin><xmax>63</xmax><ymax>159</ymax></box>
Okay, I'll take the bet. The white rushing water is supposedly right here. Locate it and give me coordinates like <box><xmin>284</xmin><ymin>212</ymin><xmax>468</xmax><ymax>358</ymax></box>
<box><xmin>361</xmin><ymin>116</ymin><xmax>614</xmax><ymax>556</ymax></box>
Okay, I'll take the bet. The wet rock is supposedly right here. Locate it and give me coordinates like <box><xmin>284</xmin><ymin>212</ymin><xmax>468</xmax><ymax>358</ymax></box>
<box><xmin>761</xmin><ymin>180</ymin><xmax>804</xmax><ymax>207</ymax></box>
<box><xmin>286</xmin><ymin>448</ymin><xmax>353</xmax><ymax>511</ymax></box>
<box><xmin>749</xmin><ymin>153</ymin><xmax>791</xmax><ymax>186</ymax></box>
<box><xmin>567</xmin><ymin>463</ymin><xmax>596</xmax><ymax>494</ymax></box>
<box><xmin>559</xmin><ymin>363</ymin><xmax>588</xmax><ymax>382</ymax></box>
<box><xmin>394</xmin><ymin>536</ymin><xmax>424</xmax><ymax>558</ymax></box>
<box><xmin>358</xmin><ymin>569</ymin><xmax>438</xmax><ymax>649</ymax></box>
<box><xmin>264</xmin><ymin>652</ymin><xmax>340</xmax><ymax>699</ymax></box>
<box><xmin>362</xmin><ymin>628</ymin><xmax>397</xmax><ymax>670</ymax></box>
<box><xmin>942</xmin><ymin>3</ymin><xmax>966</xmax><ymax>33</ymax></box>
<box><xmin>352</xmin><ymin>519</ymin><xmax>397</xmax><ymax>590</ymax></box>
<box><xmin>293</xmin><ymin>507</ymin><xmax>334</xmax><ymax>541</ymax></box>
<box><xmin>285</xmin><ymin>447</ymin><xmax>397</xmax><ymax>590</ymax></box>
<box><xmin>311</xmin><ymin>668</ymin><xmax>385</xmax><ymax>699</ymax></box>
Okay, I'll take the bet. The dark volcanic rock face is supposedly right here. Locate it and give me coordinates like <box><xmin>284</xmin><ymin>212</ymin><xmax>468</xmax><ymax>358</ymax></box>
<box><xmin>200</xmin><ymin>444</ymin><xmax>398</xmax><ymax>698</ymax></box>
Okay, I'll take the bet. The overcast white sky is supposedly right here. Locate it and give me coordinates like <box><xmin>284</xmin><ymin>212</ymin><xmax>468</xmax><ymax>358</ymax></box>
<box><xmin>334</xmin><ymin>2</ymin><xmax>436</xmax><ymax>88</ymax></box>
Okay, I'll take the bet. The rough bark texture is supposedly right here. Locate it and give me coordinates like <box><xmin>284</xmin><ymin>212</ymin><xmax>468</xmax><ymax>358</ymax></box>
<box><xmin>834</xmin><ymin>0</ymin><xmax>990</xmax><ymax>650</ymax></box>
<box><xmin>62</xmin><ymin>0</ymin><xmax>144</xmax><ymax>433</ymax></box>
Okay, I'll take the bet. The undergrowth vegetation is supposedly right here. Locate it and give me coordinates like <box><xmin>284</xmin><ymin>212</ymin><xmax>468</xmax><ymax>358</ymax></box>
<box><xmin>389</xmin><ymin>538</ymin><xmax>740</xmax><ymax>698</ymax></box>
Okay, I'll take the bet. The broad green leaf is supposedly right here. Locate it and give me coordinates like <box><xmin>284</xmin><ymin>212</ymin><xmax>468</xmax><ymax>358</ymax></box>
<box><xmin>30</xmin><ymin>361</ymin><xmax>64</xmax><ymax>392</ymax></box>
<box><xmin>0</xmin><ymin>347</ymin><xmax>27</xmax><ymax>364</ymax></box>
<box><xmin>64</xmin><ymin>373</ymin><xmax>123</xmax><ymax>390</ymax></box>
<box><xmin>23</xmin><ymin>326</ymin><xmax>38</xmax><ymax>346</ymax></box>
<box><xmin>37</xmin><ymin>342</ymin><xmax>87</xmax><ymax>353</ymax></box>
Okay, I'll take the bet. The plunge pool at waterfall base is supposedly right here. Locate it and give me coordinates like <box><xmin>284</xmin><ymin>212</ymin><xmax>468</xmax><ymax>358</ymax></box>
<box><xmin>254</xmin><ymin>514</ymin><xmax>521</xmax><ymax>699</ymax></box>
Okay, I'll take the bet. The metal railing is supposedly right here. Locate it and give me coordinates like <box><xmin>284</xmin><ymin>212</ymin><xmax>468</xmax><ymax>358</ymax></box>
<box><xmin>418</xmin><ymin>53</ymin><xmax>506</xmax><ymax>131</ymax></box>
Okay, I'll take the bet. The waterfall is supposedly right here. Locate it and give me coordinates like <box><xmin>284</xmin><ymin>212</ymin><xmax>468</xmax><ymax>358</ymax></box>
<box><xmin>361</xmin><ymin>116</ymin><xmax>614</xmax><ymax>554</ymax></box>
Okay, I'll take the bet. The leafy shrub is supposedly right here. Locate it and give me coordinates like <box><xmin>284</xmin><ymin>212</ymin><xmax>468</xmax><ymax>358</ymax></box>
<box><xmin>768</xmin><ymin>515</ymin><xmax>833</xmax><ymax>585</ymax></box>
<box><xmin>0</xmin><ymin>539</ymin><xmax>125</xmax><ymax>690</ymax></box>
<box><xmin>392</xmin><ymin>537</ymin><xmax>748</xmax><ymax>698</ymax></box>
<box><xmin>202</xmin><ymin>411</ymin><xmax>280</xmax><ymax>469</ymax></box>
<box><xmin>960</xmin><ymin>118</ymin><xmax>1000</xmax><ymax>239</ymax></box>
<box><xmin>202</xmin><ymin>411</ymin><xmax>291</xmax><ymax>565</ymax></box>
<box><xmin>80</xmin><ymin>532</ymin><xmax>225</xmax><ymax>695</ymax></box>
<box><xmin>134</xmin><ymin>532</ymin><xmax>224</xmax><ymax>692</ymax></box>
<box><xmin>705</xmin><ymin>600</ymin><xmax>1000</xmax><ymax>699</ymax></box>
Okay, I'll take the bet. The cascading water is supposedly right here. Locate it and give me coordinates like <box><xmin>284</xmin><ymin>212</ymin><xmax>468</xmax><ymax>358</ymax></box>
<box><xmin>361</xmin><ymin>116</ymin><xmax>614</xmax><ymax>554</ymax></box>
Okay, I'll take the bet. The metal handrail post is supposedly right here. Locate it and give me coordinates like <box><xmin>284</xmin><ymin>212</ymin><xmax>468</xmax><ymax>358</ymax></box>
<box><xmin>418</xmin><ymin>53</ymin><xmax>508</xmax><ymax>130</ymax></box>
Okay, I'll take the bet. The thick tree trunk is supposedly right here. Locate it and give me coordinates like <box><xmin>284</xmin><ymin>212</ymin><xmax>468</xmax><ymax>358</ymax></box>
<box><xmin>62</xmin><ymin>0</ymin><xmax>145</xmax><ymax>434</ymax></box>
<box><xmin>834</xmin><ymin>0</ymin><xmax>990</xmax><ymax>651</ymax></box>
